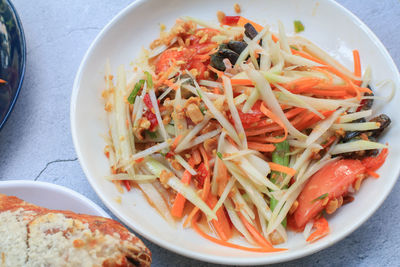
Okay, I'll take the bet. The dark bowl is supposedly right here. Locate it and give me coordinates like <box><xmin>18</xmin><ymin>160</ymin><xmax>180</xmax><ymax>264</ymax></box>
<box><xmin>0</xmin><ymin>0</ymin><xmax>25</xmax><ymax>130</ymax></box>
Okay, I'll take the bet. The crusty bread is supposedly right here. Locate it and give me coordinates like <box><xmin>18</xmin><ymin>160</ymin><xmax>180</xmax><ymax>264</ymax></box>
<box><xmin>0</xmin><ymin>194</ymin><xmax>151</xmax><ymax>267</ymax></box>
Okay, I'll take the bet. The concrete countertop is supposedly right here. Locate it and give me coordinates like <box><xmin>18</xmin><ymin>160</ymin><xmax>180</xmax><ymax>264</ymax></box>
<box><xmin>1</xmin><ymin>0</ymin><xmax>399</xmax><ymax>266</ymax></box>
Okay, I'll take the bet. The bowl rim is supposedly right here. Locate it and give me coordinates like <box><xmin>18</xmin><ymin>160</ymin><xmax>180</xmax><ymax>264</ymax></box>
<box><xmin>0</xmin><ymin>180</ymin><xmax>110</xmax><ymax>218</ymax></box>
<box><xmin>0</xmin><ymin>0</ymin><xmax>26</xmax><ymax>130</ymax></box>
<box><xmin>70</xmin><ymin>0</ymin><xmax>400</xmax><ymax>264</ymax></box>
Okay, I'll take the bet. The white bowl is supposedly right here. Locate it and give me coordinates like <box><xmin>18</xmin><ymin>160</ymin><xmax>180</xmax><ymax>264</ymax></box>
<box><xmin>0</xmin><ymin>180</ymin><xmax>110</xmax><ymax>217</ymax></box>
<box><xmin>71</xmin><ymin>0</ymin><xmax>400</xmax><ymax>264</ymax></box>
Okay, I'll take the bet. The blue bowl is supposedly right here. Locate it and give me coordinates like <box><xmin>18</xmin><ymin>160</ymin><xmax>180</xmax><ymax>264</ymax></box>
<box><xmin>0</xmin><ymin>0</ymin><xmax>25</xmax><ymax>130</ymax></box>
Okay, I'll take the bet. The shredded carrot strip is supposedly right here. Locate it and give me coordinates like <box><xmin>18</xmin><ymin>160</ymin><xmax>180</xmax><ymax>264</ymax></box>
<box><xmin>184</xmin><ymin>205</ymin><xmax>199</xmax><ymax>228</ymax></box>
<box><xmin>230</xmin><ymin>79</ymin><xmax>254</xmax><ymax>86</ymax></box>
<box><xmin>257</xmin><ymin>103</ymin><xmax>288</xmax><ymax>143</ymax></box>
<box><xmin>171</xmin><ymin>135</ymin><xmax>183</xmax><ymax>151</ymax></box>
<box><xmin>171</xmin><ymin>171</ymin><xmax>192</xmax><ymax>217</ymax></box>
<box><xmin>283</xmin><ymin>77</ymin><xmax>322</xmax><ymax>91</ymax></box>
<box><xmin>284</xmin><ymin>107</ymin><xmax>306</xmax><ymax>119</ymax></box>
<box><xmin>199</xmin><ymin>146</ymin><xmax>211</xmax><ymax>199</ymax></box>
<box><xmin>245</xmin><ymin>124</ymin><xmax>282</xmax><ymax>136</ymax></box>
<box><xmin>353</xmin><ymin>50</ymin><xmax>361</xmax><ymax>78</ymax></box>
<box><xmin>191</xmin><ymin>215</ymin><xmax>287</xmax><ymax>252</ymax></box>
<box><xmin>314</xmin><ymin>67</ymin><xmax>333</xmax><ymax>83</ymax></box>
<box><xmin>366</xmin><ymin>169</ymin><xmax>380</xmax><ymax>178</ymax></box>
<box><xmin>238</xmin><ymin>212</ymin><xmax>273</xmax><ymax>248</ymax></box>
<box><xmin>248</xmin><ymin>142</ymin><xmax>276</xmax><ymax>152</ymax></box>
<box><xmin>268</xmin><ymin>162</ymin><xmax>296</xmax><ymax>176</ymax></box>
<box><xmin>183</xmin><ymin>147</ymin><xmax>211</xmax><ymax>227</ymax></box>
<box><xmin>316</xmin><ymin>66</ymin><xmax>361</xmax><ymax>99</ymax></box>
<box><xmin>0</xmin><ymin>79</ymin><xmax>6</xmax><ymax>83</ymax></box>
<box><xmin>217</xmin><ymin>159</ymin><xmax>229</xmax><ymax>196</ymax></box>
<box><xmin>171</xmin><ymin>155</ymin><xmax>194</xmax><ymax>218</ymax></box>
<box><xmin>306</xmin><ymin>217</ymin><xmax>330</xmax><ymax>242</ymax></box>
<box><xmin>163</xmin><ymin>79</ymin><xmax>180</xmax><ymax>90</ymax></box>
<box><xmin>206</xmin><ymin>194</ymin><xmax>232</xmax><ymax>241</ymax></box>
<box><xmin>237</xmin><ymin>17</ymin><xmax>263</xmax><ymax>32</ymax></box>
<box><xmin>207</xmin><ymin>65</ymin><xmax>224</xmax><ymax>78</ymax></box>
<box><xmin>291</xmin><ymin>49</ymin><xmax>326</xmax><ymax>65</ymax></box>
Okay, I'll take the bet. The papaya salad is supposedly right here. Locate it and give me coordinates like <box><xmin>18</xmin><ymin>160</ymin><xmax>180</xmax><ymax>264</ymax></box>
<box><xmin>101</xmin><ymin>15</ymin><xmax>393</xmax><ymax>252</ymax></box>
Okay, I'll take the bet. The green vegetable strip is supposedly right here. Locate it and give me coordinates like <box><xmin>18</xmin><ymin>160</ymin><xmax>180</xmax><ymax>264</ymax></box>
<box><xmin>128</xmin><ymin>79</ymin><xmax>145</xmax><ymax>104</ymax></box>
<box><xmin>294</xmin><ymin>20</ymin><xmax>305</xmax><ymax>33</ymax></box>
<box><xmin>270</xmin><ymin>140</ymin><xmax>290</xmax><ymax>228</ymax></box>
<box><xmin>144</xmin><ymin>71</ymin><xmax>153</xmax><ymax>88</ymax></box>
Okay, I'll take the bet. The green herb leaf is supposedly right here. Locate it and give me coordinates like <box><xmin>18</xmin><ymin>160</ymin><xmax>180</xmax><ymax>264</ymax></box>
<box><xmin>199</xmin><ymin>106</ymin><xmax>206</xmax><ymax>115</ymax></box>
<box><xmin>216</xmin><ymin>152</ymin><xmax>223</xmax><ymax>159</ymax></box>
<box><xmin>290</xmin><ymin>45</ymin><xmax>299</xmax><ymax>51</ymax></box>
<box><xmin>196</xmin><ymin>88</ymin><xmax>203</xmax><ymax>99</ymax></box>
<box><xmin>144</xmin><ymin>71</ymin><xmax>153</xmax><ymax>88</ymax></box>
<box><xmin>311</xmin><ymin>193</ymin><xmax>329</xmax><ymax>203</ymax></box>
<box><xmin>128</xmin><ymin>79</ymin><xmax>145</xmax><ymax>104</ymax></box>
<box><xmin>294</xmin><ymin>20</ymin><xmax>305</xmax><ymax>33</ymax></box>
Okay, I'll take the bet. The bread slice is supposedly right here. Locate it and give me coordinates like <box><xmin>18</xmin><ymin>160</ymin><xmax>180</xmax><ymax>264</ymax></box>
<box><xmin>0</xmin><ymin>194</ymin><xmax>151</xmax><ymax>266</ymax></box>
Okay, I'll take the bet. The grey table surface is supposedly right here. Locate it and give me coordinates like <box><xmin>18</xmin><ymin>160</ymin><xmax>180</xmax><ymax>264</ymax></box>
<box><xmin>1</xmin><ymin>0</ymin><xmax>399</xmax><ymax>266</ymax></box>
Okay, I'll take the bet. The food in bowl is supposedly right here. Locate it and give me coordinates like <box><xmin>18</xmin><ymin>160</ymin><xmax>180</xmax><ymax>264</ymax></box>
<box><xmin>100</xmin><ymin>14</ymin><xmax>392</xmax><ymax>252</ymax></box>
<box><xmin>0</xmin><ymin>194</ymin><xmax>151</xmax><ymax>266</ymax></box>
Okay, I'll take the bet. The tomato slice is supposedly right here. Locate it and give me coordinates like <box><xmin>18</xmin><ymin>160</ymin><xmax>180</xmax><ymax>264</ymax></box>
<box><xmin>291</xmin><ymin>159</ymin><xmax>366</xmax><ymax>229</ymax></box>
<box><xmin>155</xmin><ymin>49</ymin><xmax>184</xmax><ymax>74</ymax></box>
<box><xmin>221</xmin><ymin>16</ymin><xmax>241</xmax><ymax>26</ymax></box>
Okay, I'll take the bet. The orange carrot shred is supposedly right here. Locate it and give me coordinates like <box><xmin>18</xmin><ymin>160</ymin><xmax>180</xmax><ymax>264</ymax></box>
<box><xmin>258</xmin><ymin>103</ymin><xmax>288</xmax><ymax>143</ymax></box>
<box><xmin>237</xmin><ymin>17</ymin><xmax>263</xmax><ymax>32</ymax></box>
<box><xmin>366</xmin><ymin>169</ymin><xmax>380</xmax><ymax>178</ymax></box>
<box><xmin>306</xmin><ymin>217</ymin><xmax>330</xmax><ymax>242</ymax></box>
<box><xmin>268</xmin><ymin>162</ymin><xmax>297</xmax><ymax>176</ymax></box>
<box><xmin>353</xmin><ymin>50</ymin><xmax>361</xmax><ymax>78</ymax></box>
<box><xmin>247</xmin><ymin>142</ymin><xmax>276</xmax><ymax>152</ymax></box>
<box><xmin>238</xmin><ymin>212</ymin><xmax>273</xmax><ymax>248</ymax></box>
<box><xmin>206</xmin><ymin>194</ymin><xmax>232</xmax><ymax>241</ymax></box>
<box><xmin>191</xmin><ymin>214</ymin><xmax>287</xmax><ymax>252</ymax></box>
<box><xmin>230</xmin><ymin>79</ymin><xmax>254</xmax><ymax>86</ymax></box>
<box><xmin>207</xmin><ymin>65</ymin><xmax>224</xmax><ymax>78</ymax></box>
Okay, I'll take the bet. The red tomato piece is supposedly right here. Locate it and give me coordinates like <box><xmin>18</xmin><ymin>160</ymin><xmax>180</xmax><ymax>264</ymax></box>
<box><xmin>237</xmin><ymin>100</ymin><xmax>264</xmax><ymax>125</ymax></box>
<box><xmin>144</xmin><ymin>110</ymin><xmax>158</xmax><ymax>131</ymax></box>
<box><xmin>165</xmin><ymin>152</ymin><xmax>174</xmax><ymax>159</ymax></box>
<box><xmin>143</xmin><ymin>93</ymin><xmax>153</xmax><ymax>110</ymax></box>
<box><xmin>155</xmin><ymin>49</ymin><xmax>184</xmax><ymax>74</ymax></box>
<box><xmin>291</xmin><ymin>159</ymin><xmax>366</xmax><ymax>229</ymax></box>
<box><xmin>195</xmin><ymin>163</ymin><xmax>209</xmax><ymax>188</ymax></box>
<box><xmin>221</xmin><ymin>16</ymin><xmax>241</xmax><ymax>26</ymax></box>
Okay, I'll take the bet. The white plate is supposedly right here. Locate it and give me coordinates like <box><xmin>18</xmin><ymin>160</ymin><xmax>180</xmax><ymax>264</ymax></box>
<box><xmin>0</xmin><ymin>180</ymin><xmax>110</xmax><ymax>217</ymax></box>
<box><xmin>71</xmin><ymin>0</ymin><xmax>400</xmax><ymax>265</ymax></box>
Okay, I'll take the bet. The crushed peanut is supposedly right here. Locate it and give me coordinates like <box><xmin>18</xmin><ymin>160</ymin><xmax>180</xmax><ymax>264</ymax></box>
<box><xmin>354</xmin><ymin>175</ymin><xmax>365</xmax><ymax>191</ymax></box>
<box><xmin>159</xmin><ymin>23</ymin><xmax>166</xmax><ymax>32</ymax></box>
<box><xmin>185</xmin><ymin>103</ymin><xmax>204</xmax><ymax>124</ymax></box>
<box><xmin>234</xmin><ymin>3</ymin><xmax>241</xmax><ymax>13</ymax></box>
<box><xmin>322</xmin><ymin>196</ymin><xmax>330</xmax><ymax>206</ymax></box>
<box><xmin>269</xmin><ymin>230</ymin><xmax>285</xmax><ymax>245</ymax></box>
<box><xmin>171</xmin><ymin>160</ymin><xmax>183</xmax><ymax>171</ymax></box>
<box><xmin>217</xmin><ymin>11</ymin><xmax>226</xmax><ymax>23</ymax></box>
<box><xmin>325</xmin><ymin>198</ymin><xmax>339</xmax><ymax>214</ymax></box>
<box><xmin>203</xmin><ymin>137</ymin><xmax>218</xmax><ymax>154</ymax></box>
<box><xmin>104</xmin><ymin>102</ymin><xmax>113</xmax><ymax>112</ymax></box>
<box><xmin>160</xmin><ymin>170</ymin><xmax>173</xmax><ymax>186</ymax></box>
<box><xmin>133</xmin><ymin>117</ymin><xmax>151</xmax><ymax>140</ymax></box>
